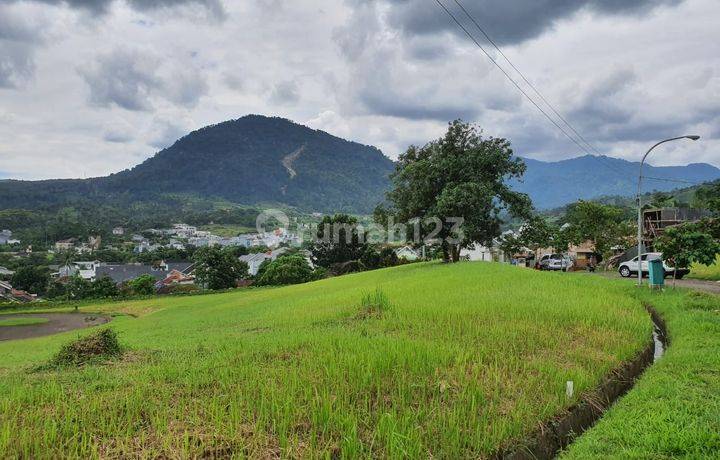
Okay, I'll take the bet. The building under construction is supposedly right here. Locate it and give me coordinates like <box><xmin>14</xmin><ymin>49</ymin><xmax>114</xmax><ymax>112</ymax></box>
<box><xmin>642</xmin><ymin>207</ymin><xmax>706</xmax><ymax>250</ymax></box>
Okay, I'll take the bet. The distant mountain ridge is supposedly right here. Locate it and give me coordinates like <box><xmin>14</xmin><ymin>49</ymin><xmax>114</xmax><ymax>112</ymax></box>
<box><xmin>0</xmin><ymin>115</ymin><xmax>717</xmax><ymax>213</ymax></box>
<box><xmin>512</xmin><ymin>155</ymin><xmax>720</xmax><ymax>209</ymax></box>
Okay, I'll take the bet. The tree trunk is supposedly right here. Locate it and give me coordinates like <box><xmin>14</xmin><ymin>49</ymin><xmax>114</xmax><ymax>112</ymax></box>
<box><xmin>451</xmin><ymin>245</ymin><xmax>460</xmax><ymax>263</ymax></box>
<box><xmin>441</xmin><ymin>240</ymin><xmax>450</xmax><ymax>263</ymax></box>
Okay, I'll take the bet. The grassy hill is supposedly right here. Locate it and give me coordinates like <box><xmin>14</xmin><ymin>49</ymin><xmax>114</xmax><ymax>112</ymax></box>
<box><xmin>0</xmin><ymin>262</ymin><xmax>649</xmax><ymax>457</ymax></box>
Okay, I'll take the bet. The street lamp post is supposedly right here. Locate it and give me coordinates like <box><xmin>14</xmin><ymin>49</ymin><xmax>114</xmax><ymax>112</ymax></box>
<box><xmin>637</xmin><ymin>135</ymin><xmax>700</xmax><ymax>286</ymax></box>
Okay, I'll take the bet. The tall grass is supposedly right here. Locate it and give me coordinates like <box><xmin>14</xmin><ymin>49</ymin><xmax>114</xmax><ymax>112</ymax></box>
<box><xmin>0</xmin><ymin>262</ymin><xmax>649</xmax><ymax>458</ymax></box>
<box><xmin>563</xmin><ymin>287</ymin><xmax>720</xmax><ymax>458</ymax></box>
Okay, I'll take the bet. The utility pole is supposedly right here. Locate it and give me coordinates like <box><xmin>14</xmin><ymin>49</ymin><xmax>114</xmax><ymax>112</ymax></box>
<box><xmin>636</xmin><ymin>135</ymin><xmax>700</xmax><ymax>286</ymax></box>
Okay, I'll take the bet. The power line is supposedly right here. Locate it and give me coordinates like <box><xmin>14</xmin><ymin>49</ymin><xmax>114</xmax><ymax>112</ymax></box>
<box><xmin>434</xmin><ymin>0</ymin><xmax>635</xmax><ymax>181</ymax></box>
<box><xmin>432</xmin><ymin>0</ymin><xmax>594</xmax><ymax>158</ymax></box>
<box><xmin>451</xmin><ymin>0</ymin><xmax>601</xmax><ymax>157</ymax></box>
<box><xmin>435</xmin><ymin>0</ymin><xmax>701</xmax><ymax>190</ymax></box>
<box><xmin>449</xmin><ymin>0</ymin><xmax>645</xmax><ymax>182</ymax></box>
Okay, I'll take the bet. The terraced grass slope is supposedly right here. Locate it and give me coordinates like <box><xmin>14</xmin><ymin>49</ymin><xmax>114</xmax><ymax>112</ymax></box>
<box><xmin>0</xmin><ymin>262</ymin><xmax>649</xmax><ymax>458</ymax></box>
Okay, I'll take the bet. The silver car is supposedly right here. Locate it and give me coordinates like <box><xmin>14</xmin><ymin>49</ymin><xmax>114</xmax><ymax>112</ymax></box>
<box><xmin>539</xmin><ymin>253</ymin><xmax>574</xmax><ymax>271</ymax></box>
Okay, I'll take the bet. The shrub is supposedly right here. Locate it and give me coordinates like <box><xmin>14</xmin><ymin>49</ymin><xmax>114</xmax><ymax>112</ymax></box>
<box><xmin>257</xmin><ymin>255</ymin><xmax>320</xmax><ymax>286</ymax></box>
<box><xmin>358</xmin><ymin>288</ymin><xmax>389</xmax><ymax>318</ymax></box>
<box><xmin>49</xmin><ymin>329</ymin><xmax>123</xmax><ymax>367</ymax></box>
<box><xmin>129</xmin><ymin>274</ymin><xmax>156</xmax><ymax>296</ymax></box>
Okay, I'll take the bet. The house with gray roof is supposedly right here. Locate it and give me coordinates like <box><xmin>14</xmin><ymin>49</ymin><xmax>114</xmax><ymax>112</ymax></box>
<box><xmin>95</xmin><ymin>261</ymin><xmax>194</xmax><ymax>285</ymax></box>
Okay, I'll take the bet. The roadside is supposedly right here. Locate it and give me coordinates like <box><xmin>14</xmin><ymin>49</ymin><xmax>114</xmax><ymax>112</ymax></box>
<box><xmin>589</xmin><ymin>270</ymin><xmax>720</xmax><ymax>295</ymax></box>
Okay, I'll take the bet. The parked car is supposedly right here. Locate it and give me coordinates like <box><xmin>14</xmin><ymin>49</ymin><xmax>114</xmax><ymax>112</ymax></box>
<box><xmin>539</xmin><ymin>253</ymin><xmax>574</xmax><ymax>271</ymax></box>
<box><xmin>617</xmin><ymin>252</ymin><xmax>689</xmax><ymax>279</ymax></box>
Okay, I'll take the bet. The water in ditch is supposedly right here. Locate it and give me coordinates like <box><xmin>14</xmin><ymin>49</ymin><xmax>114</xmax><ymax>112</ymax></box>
<box><xmin>652</xmin><ymin>322</ymin><xmax>665</xmax><ymax>362</ymax></box>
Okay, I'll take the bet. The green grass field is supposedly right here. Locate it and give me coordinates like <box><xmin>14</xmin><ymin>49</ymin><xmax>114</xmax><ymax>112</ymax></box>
<box><xmin>0</xmin><ymin>317</ymin><xmax>49</xmax><ymax>327</ymax></box>
<box><xmin>688</xmin><ymin>255</ymin><xmax>720</xmax><ymax>281</ymax></box>
<box><xmin>563</xmin><ymin>288</ymin><xmax>720</xmax><ymax>458</ymax></box>
<box><xmin>0</xmin><ymin>262</ymin><xmax>651</xmax><ymax>458</ymax></box>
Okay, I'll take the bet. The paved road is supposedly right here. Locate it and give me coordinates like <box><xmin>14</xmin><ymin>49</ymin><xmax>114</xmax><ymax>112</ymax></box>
<box><xmin>592</xmin><ymin>271</ymin><xmax>720</xmax><ymax>294</ymax></box>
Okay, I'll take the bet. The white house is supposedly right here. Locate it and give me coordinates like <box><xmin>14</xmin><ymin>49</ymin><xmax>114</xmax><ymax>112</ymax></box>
<box><xmin>394</xmin><ymin>246</ymin><xmax>420</xmax><ymax>261</ymax></box>
<box><xmin>460</xmin><ymin>243</ymin><xmax>501</xmax><ymax>262</ymax></box>
<box><xmin>239</xmin><ymin>248</ymin><xmax>291</xmax><ymax>276</ymax></box>
<box><xmin>112</xmin><ymin>227</ymin><xmax>125</xmax><ymax>236</ymax></box>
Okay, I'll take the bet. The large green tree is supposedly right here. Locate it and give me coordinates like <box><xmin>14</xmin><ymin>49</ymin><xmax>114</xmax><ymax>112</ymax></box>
<box><xmin>518</xmin><ymin>215</ymin><xmax>556</xmax><ymax>252</ymax></box>
<box><xmin>563</xmin><ymin>201</ymin><xmax>632</xmax><ymax>257</ymax></box>
<box><xmin>696</xmin><ymin>182</ymin><xmax>720</xmax><ymax>217</ymax></box>
<box><xmin>385</xmin><ymin>120</ymin><xmax>532</xmax><ymax>262</ymax></box>
<box><xmin>256</xmin><ymin>255</ymin><xmax>320</xmax><ymax>286</ymax></box>
<box><xmin>656</xmin><ymin>219</ymin><xmax>720</xmax><ymax>270</ymax></box>
<box><xmin>310</xmin><ymin>214</ymin><xmax>367</xmax><ymax>268</ymax></box>
<box><xmin>192</xmin><ymin>246</ymin><xmax>249</xmax><ymax>290</ymax></box>
<box><xmin>10</xmin><ymin>266</ymin><xmax>50</xmax><ymax>296</ymax></box>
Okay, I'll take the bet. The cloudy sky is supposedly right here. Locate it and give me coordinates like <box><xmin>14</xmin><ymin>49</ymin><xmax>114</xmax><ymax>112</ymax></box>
<box><xmin>0</xmin><ymin>0</ymin><xmax>718</xmax><ymax>180</ymax></box>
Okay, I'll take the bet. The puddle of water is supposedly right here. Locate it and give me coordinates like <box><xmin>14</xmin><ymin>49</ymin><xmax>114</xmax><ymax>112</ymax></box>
<box><xmin>652</xmin><ymin>324</ymin><xmax>665</xmax><ymax>362</ymax></box>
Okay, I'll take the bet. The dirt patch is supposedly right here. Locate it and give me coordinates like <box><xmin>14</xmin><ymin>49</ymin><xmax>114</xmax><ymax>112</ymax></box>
<box><xmin>495</xmin><ymin>306</ymin><xmax>667</xmax><ymax>459</ymax></box>
<box><xmin>0</xmin><ymin>313</ymin><xmax>111</xmax><ymax>342</ymax></box>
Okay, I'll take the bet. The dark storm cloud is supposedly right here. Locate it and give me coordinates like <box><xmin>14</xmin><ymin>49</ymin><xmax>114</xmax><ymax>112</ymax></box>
<box><xmin>0</xmin><ymin>0</ymin><xmax>225</xmax><ymax>18</ymax></box>
<box><xmin>384</xmin><ymin>0</ymin><xmax>683</xmax><ymax>45</ymax></box>
<box><xmin>79</xmin><ymin>48</ymin><xmax>208</xmax><ymax>111</ymax></box>
<box><xmin>361</xmin><ymin>91</ymin><xmax>481</xmax><ymax>121</ymax></box>
<box><xmin>0</xmin><ymin>5</ymin><xmax>45</xmax><ymax>88</ymax></box>
<box><xmin>79</xmin><ymin>49</ymin><xmax>159</xmax><ymax>111</ymax></box>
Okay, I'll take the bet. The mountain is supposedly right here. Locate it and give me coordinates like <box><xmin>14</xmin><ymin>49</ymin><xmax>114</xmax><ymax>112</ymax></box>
<box><xmin>512</xmin><ymin>155</ymin><xmax>720</xmax><ymax>209</ymax></box>
<box><xmin>0</xmin><ymin>115</ymin><xmax>395</xmax><ymax>213</ymax></box>
<box><xmin>0</xmin><ymin>116</ymin><xmax>717</xmax><ymax>214</ymax></box>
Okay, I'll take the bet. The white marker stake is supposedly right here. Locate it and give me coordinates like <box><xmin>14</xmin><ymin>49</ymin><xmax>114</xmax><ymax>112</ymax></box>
<box><xmin>566</xmin><ymin>381</ymin><xmax>574</xmax><ymax>399</ymax></box>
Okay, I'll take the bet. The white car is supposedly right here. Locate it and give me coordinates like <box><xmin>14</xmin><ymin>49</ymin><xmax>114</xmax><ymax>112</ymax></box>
<box><xmin>539</xmin><ymin>253</ymin><xmax>574</xmax><ymax>271</ymax></box>
<box><xmin>617</xmin><ymin>252</ymin><xmax>689</xmax><ymax>279</ymax></box>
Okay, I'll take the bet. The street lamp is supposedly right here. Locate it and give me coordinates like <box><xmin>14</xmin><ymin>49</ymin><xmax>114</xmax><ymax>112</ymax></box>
<box><xmin>636</xmin><ymin>135</ymin><xmax>701</xmax><ymax>286</ymax></box>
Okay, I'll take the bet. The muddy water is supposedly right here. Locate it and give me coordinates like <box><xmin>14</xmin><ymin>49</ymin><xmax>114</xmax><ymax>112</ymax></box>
<box><xmin>0</xmin><ymin>313</ymin><xmax>111</xmax><ymax>341</ymax></box>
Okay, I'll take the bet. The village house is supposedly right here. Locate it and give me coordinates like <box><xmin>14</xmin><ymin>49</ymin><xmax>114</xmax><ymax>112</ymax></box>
<box><xmin>55</xmin><ymin>238</ymin><xmax>77</xmax><ymax>252</ymax></box>
<box><xmin>0</xmin><ymin>230</ymin><xmax>20</xmax><ymax>246</ymax></box>
<box><xmin>95</xmin><ymin>261</ymin><xmax>195</xmax><ymax>285</ymax></box>
<box><xmin>0</xmin><ymin>266</ymin><xmax>15</xmax><ymax>278</ymax></box>
<box><xmin>394</xmin><ymin>246</ymin><xmax>420</xmax><ymax>261</ymax></box>
<box><xmin>157</xmin><ymin>269</ymin><xmax>196</xmax><ymax>288</ymax></box>
<box><xmin>461</xmin><ymin>243</ymin><xmax>507</xmax><ymax>263</ymax></box>
<box><xmin>240</xmin><ymin>248</ymin><xmax>290</xmax><ymax>276</ymax></box>
<box><xmin>0</xmin><ymin>280</ymin><xmax>35</xmax><ymax>303</ymax></box>
<box><xmin>112</xmin><ymin>227</ymin><xmax>125</xmax><ymax>236</ymax></box>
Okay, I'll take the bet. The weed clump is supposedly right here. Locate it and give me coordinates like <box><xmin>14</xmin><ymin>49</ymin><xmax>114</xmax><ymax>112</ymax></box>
<box><xmin>682</xmin><ymin>291</ymin><xmax>720</xmax><ymax>312</ymax></box>
<box><xmin>50</xmin><ymin>328</ymin><xmax>123</xmax><ymax>367</ymax></box>
<box><xmin>358</xmin><ymin>288</ymin><xmax>390</xmax><ymax>319</ymax></box>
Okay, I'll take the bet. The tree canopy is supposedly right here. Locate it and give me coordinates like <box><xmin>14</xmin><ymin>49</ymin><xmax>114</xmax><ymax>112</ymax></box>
<box><xmin>656</xmin><ymin>219</ymin><xmax>720</xmax><ymax>269</ymax></box>
<box><xmin>385</xmin><ymin>120</ymin><xmax>532</xmax><ymax>262</ymax></box>
<box><xmin>192</xmin><ymin>246</ymin><xmax>249</xmax><ymax>290</ymax></box>
<box><xmin>310</xmin><ymin>214</ymin><xmax>367</xmax><ymax>268</ymax></box>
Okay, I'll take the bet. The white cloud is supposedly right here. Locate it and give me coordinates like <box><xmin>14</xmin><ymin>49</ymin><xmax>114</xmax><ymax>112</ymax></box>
<box><xmin>0</xmin><ymin>0</ymin><xmax>718</xmax><ymax>181</ymax></box>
